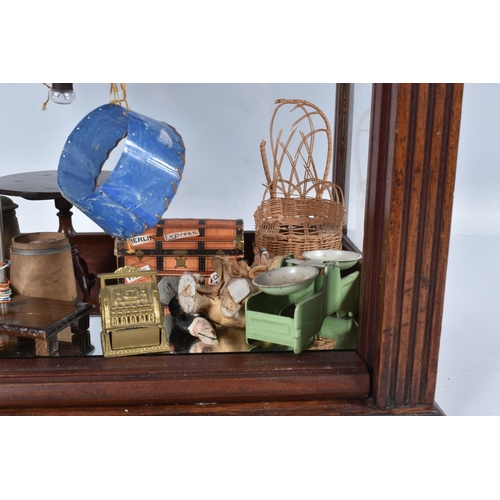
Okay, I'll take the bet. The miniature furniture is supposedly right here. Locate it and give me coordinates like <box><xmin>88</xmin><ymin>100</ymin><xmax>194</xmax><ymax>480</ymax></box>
<box><xmin>0</xmin><ymin>295</ymin><xmax>92</xmax><ymax>356</ymax></box>
<box><xmin>0</xmin><ymin>170</ymin><xmax>110</xmax><ymax>309</ymax></box>
<box><xmin>0</xmin><ymin>84</ymin><xmax>463</xmax><ymax>415</ymax></box>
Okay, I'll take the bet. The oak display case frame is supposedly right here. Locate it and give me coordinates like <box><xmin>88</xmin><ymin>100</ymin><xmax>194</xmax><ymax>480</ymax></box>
<box><xmin>0</xmin><ymin>83</ymin><xmax>463</xmax><ymax>415</ymax></box>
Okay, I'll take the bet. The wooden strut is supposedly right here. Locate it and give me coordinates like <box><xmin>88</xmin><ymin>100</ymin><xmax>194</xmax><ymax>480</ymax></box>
<box><xmin>357</xmin><ymin>83</ymin><xmax>464</xmax><ymax>409</ymax></box>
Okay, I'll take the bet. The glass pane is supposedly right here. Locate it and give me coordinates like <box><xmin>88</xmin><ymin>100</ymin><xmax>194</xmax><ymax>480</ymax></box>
<box><xmin>1</xmin><ymin>84</ymin><xmax>366</xmax><ymax>359</ymax></box>
<box><xmin>346</xmin><ymin>83</ymin><xmax>372</xmax><ymax>250</ymax></box>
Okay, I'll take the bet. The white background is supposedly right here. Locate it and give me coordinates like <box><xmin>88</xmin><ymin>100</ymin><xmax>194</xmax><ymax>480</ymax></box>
<box><xmin>434</xmin><ymin>84</ymin><xmax>500</xmax><ymax>416</ymax></box>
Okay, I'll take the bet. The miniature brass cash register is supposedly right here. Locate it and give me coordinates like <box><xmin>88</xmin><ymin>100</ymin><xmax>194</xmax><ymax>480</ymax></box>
<box><xmin>99</xmin><ymin>266</ymin><xmax>169</xmax><ymax>357</ymax></box>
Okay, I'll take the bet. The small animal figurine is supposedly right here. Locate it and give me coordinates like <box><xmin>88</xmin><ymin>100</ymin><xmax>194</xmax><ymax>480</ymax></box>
<box><xmin>167</xmin><ymin>295</ymin><xmax>218</xmax><ymax>347</ymax></box>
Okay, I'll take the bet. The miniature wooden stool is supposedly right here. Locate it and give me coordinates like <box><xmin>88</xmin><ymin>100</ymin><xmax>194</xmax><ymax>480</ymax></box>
<box><xmin>0</xmin><ymin>295</ymin><xmax>92</xmax><ymax>356</ymax></box>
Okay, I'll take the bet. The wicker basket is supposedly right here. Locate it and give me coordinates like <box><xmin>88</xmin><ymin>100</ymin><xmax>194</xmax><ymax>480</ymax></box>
<box><xmin>254</xmin><ymin>99</ymin><xmax>346</xmax><ymax>258</ymax></box>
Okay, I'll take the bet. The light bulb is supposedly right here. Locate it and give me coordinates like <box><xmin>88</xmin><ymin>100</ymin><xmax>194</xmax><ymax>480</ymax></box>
<box><xmin>50</xmin><ymin>83</ymin><xmax>76</xmax><ymax>105</ymax></box>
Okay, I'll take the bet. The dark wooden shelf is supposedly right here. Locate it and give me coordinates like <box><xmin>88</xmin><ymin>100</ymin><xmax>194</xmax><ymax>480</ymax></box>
<box><xmin>0</xmin><ymin>399</ymin><xmax>445</xmax><ymax>416</ymax></box>
<box><xmin>0</xmin><ymin>350</ymin><xmax>370</xmax><ymax>413</ymax></box>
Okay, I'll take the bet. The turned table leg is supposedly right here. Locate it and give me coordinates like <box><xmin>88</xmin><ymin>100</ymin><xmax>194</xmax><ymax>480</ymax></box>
<box><xmin>54</xmin><ymin>197</ymin><xmax>97</xmax><ymax>307</ymax></box>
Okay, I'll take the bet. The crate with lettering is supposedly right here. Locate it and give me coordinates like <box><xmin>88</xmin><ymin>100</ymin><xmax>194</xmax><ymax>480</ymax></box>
<box><xmin>115</xmin><ymin>218</ymin><xmax>245</xmax><ymax>285</ymax></box>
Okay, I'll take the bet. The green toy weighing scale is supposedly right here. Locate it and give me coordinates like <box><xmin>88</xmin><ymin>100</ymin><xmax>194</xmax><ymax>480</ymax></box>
<box><xmin>245</xmin><ymin>250</ymin><xmax>361</xmax><ymax>354</ymax></box>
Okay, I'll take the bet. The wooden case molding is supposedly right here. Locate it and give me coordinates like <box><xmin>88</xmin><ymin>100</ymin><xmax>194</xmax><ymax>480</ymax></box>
<box><xmin>358</xmin><ymin>83</ymin><xmax>464</xmax><ymax>409</ymax></box>
<box><xmin>0</xmin><ymin>83</ymin><xmax>463</xmax><ymax>415</ymax></box>
<box><xmin>333</xmin><ymin>82</ymin><xmax>354</xmax><ymax>225</ymax></box>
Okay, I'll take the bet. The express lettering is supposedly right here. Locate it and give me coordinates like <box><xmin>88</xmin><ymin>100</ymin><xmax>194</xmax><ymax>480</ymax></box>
<box><xmin>164</xmin><ymin>230</ymin><xmax>200</xmax><ymax>241</ymax></box>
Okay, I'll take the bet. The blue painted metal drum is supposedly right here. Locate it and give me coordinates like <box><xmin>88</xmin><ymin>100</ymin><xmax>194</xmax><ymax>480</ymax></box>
<box><xmin>57</xmin><ymin>103</ymin><xmax>186</xmax><ymax>239</ymax></box>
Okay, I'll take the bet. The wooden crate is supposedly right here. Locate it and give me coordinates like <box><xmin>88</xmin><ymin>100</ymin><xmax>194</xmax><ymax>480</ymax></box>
<box><xmin>115</xmin><ymin>218</ymin><xmax>244</xmax><ymax>285</ymax></box>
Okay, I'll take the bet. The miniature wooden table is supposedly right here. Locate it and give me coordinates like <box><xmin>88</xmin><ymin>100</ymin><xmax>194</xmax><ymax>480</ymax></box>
<box><xmin>0</xmin><ymin>295</ymin><xmax>92</xmax><ymax>356</ymax></box>
<box><xmin>0</xmin><ymin>170</ymin><xmax>111</xmax><ymax>309</ymax></box>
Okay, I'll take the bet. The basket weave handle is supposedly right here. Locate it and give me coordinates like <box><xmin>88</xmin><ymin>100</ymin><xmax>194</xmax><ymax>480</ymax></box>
<box><xmin>260</xmin><ymin>99</ymin><xmax>334</xmax><ymax>200</ymax></box>
<box><xmin>260</xmin><ymin>139</ymin><xmax>272</xmax><ymax>187</ymax></box>
<box><xmin>260</xmin><ymin>178</ymin><xmax>344</xmax><ymax>206</ymax></box>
